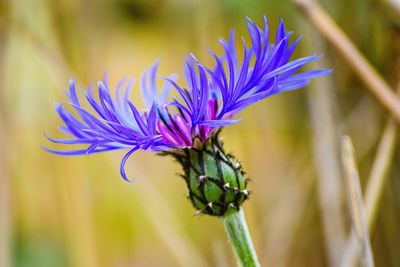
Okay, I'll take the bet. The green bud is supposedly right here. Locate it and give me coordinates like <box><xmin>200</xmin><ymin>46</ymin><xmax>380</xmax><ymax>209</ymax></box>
<box><xmin>170</xmin><ymin>135</ymin><xmax>249</xmax><ymax>217</ymax></box>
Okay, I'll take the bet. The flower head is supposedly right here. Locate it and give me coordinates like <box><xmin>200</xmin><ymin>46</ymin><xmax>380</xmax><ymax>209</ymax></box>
<box><xmin>44</xmin><ymin>16</ymin><xmax>330</xmax><ymax>185</ymax></box>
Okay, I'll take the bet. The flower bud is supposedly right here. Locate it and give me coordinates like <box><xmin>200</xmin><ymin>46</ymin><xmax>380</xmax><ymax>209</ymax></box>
<box><xmin>171</xmin><ymin>135</ymin><xmax>249</xmax><ymax>217</ymax></box>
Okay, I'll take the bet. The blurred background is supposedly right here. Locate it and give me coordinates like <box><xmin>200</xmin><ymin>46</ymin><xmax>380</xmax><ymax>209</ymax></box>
<box><xmin>0</xmin><ymin>0</ymin><xmax>399</xmax><ymax>266</ymax></box>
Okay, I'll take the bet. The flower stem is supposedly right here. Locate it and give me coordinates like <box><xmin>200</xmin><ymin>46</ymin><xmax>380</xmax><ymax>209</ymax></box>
<box><xmin>223</xmin><ymin>208</ymin><xmax>260</xmax><ymax>267</ymax></box>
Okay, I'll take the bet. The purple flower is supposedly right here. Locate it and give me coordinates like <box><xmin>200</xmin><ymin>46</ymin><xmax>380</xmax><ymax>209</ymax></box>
<box><xmin>44</xmin><ymin>16</ymin><xmax>331</xmax><ymax>181</ymax></box>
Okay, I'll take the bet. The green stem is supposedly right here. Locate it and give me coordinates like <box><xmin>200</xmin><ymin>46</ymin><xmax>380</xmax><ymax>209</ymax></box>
<box><xmin>223</xmin><ymin>208</ymin><xmax>260</xmax><ymax>267</ymax></box>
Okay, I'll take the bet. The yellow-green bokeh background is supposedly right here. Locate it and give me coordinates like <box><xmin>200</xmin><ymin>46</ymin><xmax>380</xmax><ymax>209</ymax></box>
<box><xmin>1</xmin><ymin>0</ymin><xmax>399</xmax><ymax>266</ymax></box>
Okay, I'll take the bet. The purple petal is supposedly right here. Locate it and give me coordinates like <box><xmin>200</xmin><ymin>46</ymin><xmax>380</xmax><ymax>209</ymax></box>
<box><xmin>120</xmin><ymin>147</ymin><xmax>139</xmax><ymax>182</ymax></box>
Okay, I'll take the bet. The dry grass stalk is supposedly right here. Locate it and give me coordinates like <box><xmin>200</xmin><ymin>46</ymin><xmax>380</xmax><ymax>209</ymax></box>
<box><xmin>341</xmin><ymin>82</ymin><xmax>399</xmax><ymax>267</ymax></box>
<box><xmin>293</xmin><ymin>0</ymin><xmax>400</xmax><ymax>124</ymax></box>
<box><xmin>0</xmin><ymin>90</ymin><xmax>11</xmax><ymax>267</ymax></box>
<box><xmin>364</xmin><ymin>75</ymin><xmax>400</xmax><ymax>229</ymax></box>
<box><xmin>365</xmin><ymin>119</ymin><xmax>397</xmax><ymax>228</ymax></box>
<box><xmin>0</xmin><ymin>16</ymin><xmax>11</xmax><ymax>267</ymax></box>
<box><xmin>304</xmin><ymin>19</ymin><xmax>346</xmax><ymax>266</ymax></box>
<box><xmin>340</xmin><ymin>136</ymin><xmax>375</xmax><ymax>267</ymax></box>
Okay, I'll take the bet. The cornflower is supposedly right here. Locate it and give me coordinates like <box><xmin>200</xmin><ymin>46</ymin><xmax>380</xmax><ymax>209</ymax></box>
<box><xmin>44</xmin><ymin>16</ymin><xmax>330</xmax><ymax>266</ymax></box>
